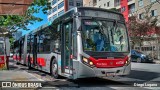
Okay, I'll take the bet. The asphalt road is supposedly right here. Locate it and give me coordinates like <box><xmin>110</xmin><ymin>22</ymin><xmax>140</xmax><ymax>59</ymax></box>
<box><xmin>1</xmin><ymin>59</ymin><xmax>160</xmax><ymax>90</ymax></box>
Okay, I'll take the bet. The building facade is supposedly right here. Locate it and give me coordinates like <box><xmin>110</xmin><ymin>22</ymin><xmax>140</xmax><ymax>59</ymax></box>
<box><xmin>134</xmin><ymin>0</ymin><xmax>160</xmax><ymax>59</ymax></box>
<box><xmin>135</xmin><ymin>0</ymin><xmax>160</xmax><ymax>22</ymax></box>
<box><xmin>83</xmin><ymin>0</ymin><xmax>135</xmax><ymax>22</ymax></box>
<box><xmin>48</xmin><ymin>0</ymin><xmax>83</xmax><ymax>21</ymax></box>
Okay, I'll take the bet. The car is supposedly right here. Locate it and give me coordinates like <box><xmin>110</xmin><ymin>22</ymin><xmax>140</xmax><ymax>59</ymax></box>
<box><xmin>131</xmin><ymin>50</ymin><xmax>153</xmax><ymax>63</ymax></box>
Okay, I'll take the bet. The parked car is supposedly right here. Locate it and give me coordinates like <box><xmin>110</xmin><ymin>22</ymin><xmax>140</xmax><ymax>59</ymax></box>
<box><xmin>131</xmin><ymin>50</ymin><xmax>153</xmax><ymax>63</ymax></box>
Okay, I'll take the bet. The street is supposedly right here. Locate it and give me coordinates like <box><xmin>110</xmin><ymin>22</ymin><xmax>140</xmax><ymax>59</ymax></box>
<box><xmin>0</xmin><ymin>59</ymin><xmax>160</xmax><ymax>90</ymax></box>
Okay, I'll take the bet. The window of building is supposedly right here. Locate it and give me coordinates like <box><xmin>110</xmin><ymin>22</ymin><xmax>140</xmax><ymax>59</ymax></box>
<box><xmin>69</xmin><ymin>0</ymin><xmax>74</xmax><ymax>6</ymax></box>
<box><xmin>151</xmin><ymin>9</ymin><xmax>157</xmax><ymax>16</ymax></box>
<box><xmin>48</xmin><ymin>10</ymin><xmax>51</xmax><ymax>15</ymax></box>
<box><xmin>58</xmin><ymin>10</ymin><xmax>64</xmax><ymax>16</ymax></box>
<box><xmin>53</xmin><ymin>14</ymin><xmax>57</xmax><ymax>20</ymax></box>
<box><xmin>139</xmin><ymin>13</ymin><xmax>144</xmax><ymax>19</ymax></box>
<box><xmin>104</xmin><ymin>3</ymin><xmax>106</xmax><ymax>7</ymax></box>
<box><xmin>121</xmin><ymin>6</ymin><xmax>126</xmax><ymax>12</ymax></box>
<box><xmin>58</xmin><ymin>1</ymin><xmax>64</xmax><ymax>9</ymax></box>
<box><xmin>138</xmin><ymin>0</ymin><xmax>143</xmax><ymax>7</ymax></box>
<box><xmin>52</xmin><ymin>0</ymin><xmax>57</xmax><ymax>6</ymax></box>
<box><xmin>107</xmin><ymin>1</ymin><xmax>110</xmax><ymax>7</ymax></box>
<box><xmin>129</xmin><ymin>4</ymin><xmax>135</xmax><ymax>14</ymax></box>
<box><xmin>99</xmin><ymin>5</ymin><xmax>101</xmax><ymax>8</ymax></box>
<box><xmin>150</xmin><ymin>0</ymin><xmax>156</xmax><ymax>3</ymax></box>
<box><xmin>52</xmin><ymin>6</ymin><xmax>57</xmax><ymax>13</ymax></box>
<box><xmin>76</xmin><ymin>2</ymin><xmax>81</xmax><ymax>7</ymax></box>
<box><xmin>115</xmin><ymin>0</ymin><xmax>120</xmax><ymax>7</ymax></box>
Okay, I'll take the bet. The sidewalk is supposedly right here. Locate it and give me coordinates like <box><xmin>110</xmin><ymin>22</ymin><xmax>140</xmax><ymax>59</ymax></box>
<box><xmin>153</xmin><ymin>60</ymin><xmax>160</xmax><ymax>64</ymax></box>
<box><xmin>0</xmin><ymin>71</ymin><xmax>40</xmax><ymax>81</ymax></box>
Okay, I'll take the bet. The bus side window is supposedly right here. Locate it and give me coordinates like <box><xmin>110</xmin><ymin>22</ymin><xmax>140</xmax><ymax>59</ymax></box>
<box><xmin>49</xmin><ymin>24</ymin><xmax>61</xmax><ymax>53</ymax></box>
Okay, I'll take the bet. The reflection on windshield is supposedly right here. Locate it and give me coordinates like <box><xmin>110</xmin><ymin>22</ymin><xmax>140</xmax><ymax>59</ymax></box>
<box><xmin>0</xmin><ymin>43</ymin><xmax>4</xmax><ymax>55</ymax></box>
<box><xmin>82</xmin><ymin>20</ymin><xmax>129</xmax><ymax>52</ymax></box>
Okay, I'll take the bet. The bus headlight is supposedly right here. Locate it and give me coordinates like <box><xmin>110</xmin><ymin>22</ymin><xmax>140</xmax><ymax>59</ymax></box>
<box><xmin>89</xmin><ymin>62</ymin><xmax>93</xmax><ymax>65</ymax></box>
<box><xmin>125</xmin><ymin>57</ymin><xmax>131</xmax><ymax>66</ymax></box>
<box><xmin>82</xmin><ymin>57</ymin><xmax>95</xmax><ymax>68</ymax></box>
<box><xmin>83</xmin><ymin>57</ymin><xmax>88</xmax><ymax>63</ymax></box>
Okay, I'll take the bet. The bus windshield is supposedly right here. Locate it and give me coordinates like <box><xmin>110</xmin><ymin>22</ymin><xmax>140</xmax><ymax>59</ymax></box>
<box><xmin>82</xmin><ymin>20</ymin><xmax>129</xmax><ymax>52</ymax></box>
<box><xmin>0</xmin><ymin>43</ymin><xmax>4</xmax><ymax>55</ymax></box>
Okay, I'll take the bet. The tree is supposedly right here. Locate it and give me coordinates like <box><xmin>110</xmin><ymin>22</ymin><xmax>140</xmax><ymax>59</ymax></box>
<box><xmin>127</xmin><ymin>2</ymin><xmax>160</xmax><ymax>50</ymax></box>
<box><xmin>0</xmin><ymin>0</ymin><xmax>51</xmax><ymax>37</ymax></box>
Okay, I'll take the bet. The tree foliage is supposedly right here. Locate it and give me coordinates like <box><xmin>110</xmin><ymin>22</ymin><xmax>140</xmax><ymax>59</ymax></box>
<box><xmin>0</xmin><ymin>0</ymin><xmax>51</xmax><ymax>36</ymax></box>
<box><xmin>127</xmin><ymin>3</ymin><xmax>160</xmax><ymax>49</ymax></box>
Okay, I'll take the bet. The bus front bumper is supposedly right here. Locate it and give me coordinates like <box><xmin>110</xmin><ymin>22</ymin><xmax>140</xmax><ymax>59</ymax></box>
<box><xmin>77</xmin><ymin>63</ymin><xmax>131</xmax><ymax>78</ymax></box>
<box><xmin>94</xmin><ymin>64</ymin><xmax>131</xmax><ymax>77</ymax></box>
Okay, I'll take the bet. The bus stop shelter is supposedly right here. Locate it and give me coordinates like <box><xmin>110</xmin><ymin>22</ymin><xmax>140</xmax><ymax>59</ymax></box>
<box><xmin>0</xmin><ymin>0</ymin><xmax>33</xmax><ymax>15</ymax></box>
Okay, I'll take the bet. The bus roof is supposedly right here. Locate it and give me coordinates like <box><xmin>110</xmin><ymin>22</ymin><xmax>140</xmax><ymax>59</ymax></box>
<box><xmin>29</xmin><ymin>23</ymin><xmax>49</xmax><ymax>35</ymax></box>
<box><xmin>26</xmin><ymin>7</ymin><xmax>124</xmax><ymax>36</ymax></box>
<box><xmin>78</xmin><ymin>7</ymin><xmax>122</xmax><ymax>15</ymax></box>
<box><xmin>52</xmin><ymin>7</ymin><xmax>124</xmax><ymax>25</ymax></box>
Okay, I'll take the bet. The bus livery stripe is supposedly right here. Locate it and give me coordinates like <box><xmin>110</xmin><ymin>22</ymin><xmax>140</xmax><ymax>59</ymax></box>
<box><xmin>89</xmin><ymin>56</ymin><xmax>128</xmax><ymax>68</ymax></box>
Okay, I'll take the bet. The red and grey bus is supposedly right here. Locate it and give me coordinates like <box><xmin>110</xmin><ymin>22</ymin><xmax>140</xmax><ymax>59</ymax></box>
<box><xmin>13</xmin><ymin>35</ymin><xmax>27</xmax><ymax>65</ymax></box>
<box><xmin>13</xmin><ymin>7</ymin><xmax>131</xmax><ymax>79</ymax></box>
<box><xmin>0</xmin><ymin>37</ymin><xmax>10</xmax><ymax>70</ymax></box>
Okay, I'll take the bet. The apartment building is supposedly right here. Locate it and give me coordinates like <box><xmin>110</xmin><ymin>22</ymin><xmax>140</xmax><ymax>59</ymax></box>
<box><xmin>135</xmin><ymin>0</ymin><xmax>160</xmax><ymax>21</ymax></box>
<box><xmin>48</xmin><ymin>0</ymin><xmax>83</xmax><ymax>21</ymax></box>
<box><xmin>83</xmin><ymin>0</ymin><xmax>135</xmax><ymax>21</ymax></box>
<box><xmin>83</xmin><ymin>0</ymin><xmax>115</xmax><ymax>9</ymax></box>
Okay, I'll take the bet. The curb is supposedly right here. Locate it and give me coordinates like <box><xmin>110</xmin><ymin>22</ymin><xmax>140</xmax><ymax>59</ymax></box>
<box><xmin>153</xmin><ymin>61</ymin><xmax>160</xmax><ymax>64</ymax></box>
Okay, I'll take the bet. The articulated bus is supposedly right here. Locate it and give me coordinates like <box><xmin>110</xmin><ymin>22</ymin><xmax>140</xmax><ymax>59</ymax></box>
<box><xmin>0</xmin><ymin>37</ymin><xmax>10</xmax><ymax>70</ymax></box>
<box><xmin>13</xmin><ymin>7</ymin><xmax>131</xmax><ymax>79</ymax></box>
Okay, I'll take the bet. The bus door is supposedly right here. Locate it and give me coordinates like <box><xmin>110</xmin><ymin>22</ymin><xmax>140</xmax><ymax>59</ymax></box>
<box><xmin>20</xmin><ymin>38</ymin><xmax>24</xmax><ymax>61</ymax></box>
<box><xmin>19</xmin><ymin>39</ymin><xmax>22</xmax><ymax>61</ymax></box>
<box><xmin>61</xmin><ymin>21</ymin><xmax>73</xmax><ymax>76</ymax></box>
<box><xmin>33</xmin><ymin>35</ymin><xmax>37</xmax><ymax>66</ymax></box>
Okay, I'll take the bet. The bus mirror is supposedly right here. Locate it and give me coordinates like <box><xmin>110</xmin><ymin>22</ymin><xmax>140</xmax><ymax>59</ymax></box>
<box><xmin>5</xmin><ymin>38</ymin><xmax>10</xmax><ymax>56</ymax></box>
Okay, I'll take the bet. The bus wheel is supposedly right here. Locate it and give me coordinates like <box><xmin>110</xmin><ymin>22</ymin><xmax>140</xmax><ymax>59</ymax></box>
<box><xmin>51</xmin><ymin>59</ymin><xmax>59</xmax><ymax>79</ymax></box>
<box><xmin>28</xmin><ymin>57</ymin><xmax>31</xmax><ymax>69</ymax></box>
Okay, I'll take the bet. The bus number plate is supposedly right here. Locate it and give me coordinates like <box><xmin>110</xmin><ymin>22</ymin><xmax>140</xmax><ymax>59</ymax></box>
<box><xmin>106</xmin><ymin>72</ymin><xmax>115</xmax><ymax>76</ymax></box>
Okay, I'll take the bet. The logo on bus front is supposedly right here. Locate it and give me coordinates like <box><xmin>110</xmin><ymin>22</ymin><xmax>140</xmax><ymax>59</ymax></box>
<box><xmin>96</xmin><ymin>63</ymin><xmax>107</xmax><ymax>66</ymax></box>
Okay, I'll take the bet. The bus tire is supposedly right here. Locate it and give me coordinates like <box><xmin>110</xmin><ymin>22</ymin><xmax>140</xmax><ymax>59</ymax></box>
<box><xmin>28</xmin><ymin>56</ymin><xmax>32</xmax><ymax>69</ymax></box>
<box><xmin>51</xmin><ymin>58</ymin><xmax>59</xmax><ymax>79</ymax></box>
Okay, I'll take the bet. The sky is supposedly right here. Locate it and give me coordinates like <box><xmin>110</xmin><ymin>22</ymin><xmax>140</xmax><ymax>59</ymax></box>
<box><xmin>21</xmin><ymin>9</ymin><xmax>48</xmax><ymax>35</ymax></box>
